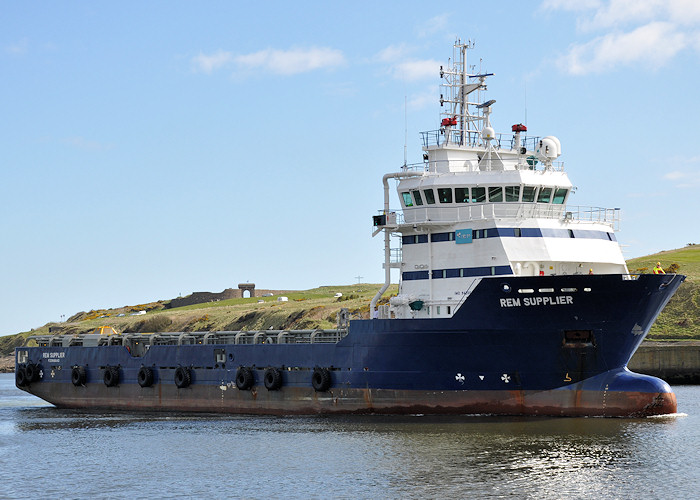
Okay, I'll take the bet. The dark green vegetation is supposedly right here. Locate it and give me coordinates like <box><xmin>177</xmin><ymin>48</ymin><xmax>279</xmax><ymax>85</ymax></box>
<box><xmin>1</xmin><ymin>245</ymin><xmax>698</xmax><ymax>356</ymax></box>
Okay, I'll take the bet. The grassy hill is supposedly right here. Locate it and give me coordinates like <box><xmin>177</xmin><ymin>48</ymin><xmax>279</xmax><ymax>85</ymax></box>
<box><xmin>626</xmin><ymin>244</ymin><xmax>700</xmax><ymax>340</ymax></box>
<box><xmin>1</xmin><ymin>245</ymin><xmax>699</xmax><ymax>356</ymax></box>
<box><xmin>0</xmin><ymin>284</ymin><xmax>397</xmax><ymax>355</ymax></box>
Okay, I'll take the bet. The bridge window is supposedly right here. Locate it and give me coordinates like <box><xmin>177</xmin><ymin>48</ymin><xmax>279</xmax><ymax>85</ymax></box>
<box><xmin>455</xmin><ymin>187</ymin><xmax>469</xmax><ymax>203</ymax></box>
<box><xmin>505</xmin><ymin>186</ymin><xmax>521</xmax><ymax>202</ymax></box>
<box><xmin>472</xmin><ymin>187</ymin><xmax>486</xmax><ymax>203</ymax></box>
<box><xmin>522</xmin><ymin>186</ymin><xmax>537</xmax><ymax>202</ymax></box>
<box><xmin>488</xmin><ymin>187</ymin><xmax>503</xmax><ymax>202</ymax></box>
<box><xmin>423</xmin><ymin>189</ymin><xmax>436</xmax><ymax>204</ymax></box>
<box><xmin>411</xmin><ymin>190</ymin><xmax>424</xmax><ymax>206</ymax></box>
<box><xmin>401</xmin><ymin>192</ymin><xmax>413</xmax><ymax>207</ymax></box>
<box><xmin>438</xmin><ymin>188</ymin><xmax>453</xmax><ymax>203</ymax></box>
<box><xmin>537</xmin><ymin>187</ymin><xmax>552</xmax><ymax>203</ymax></box>
<box><xmin>553</xmin><ymin>188</ymin><xmax>568</xmax><ymax>204</ymax></box>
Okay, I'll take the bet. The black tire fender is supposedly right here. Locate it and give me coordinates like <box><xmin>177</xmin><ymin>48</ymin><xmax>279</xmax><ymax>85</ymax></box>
<box><xmin>174</xmin><ymin>366</ymin><xmax>191</xmax><ymax>388</ymax></box>
<box><xmin>264</xmin><ymin>367</ymin><xmax>282</xmax><ymax>391</ymax></box>
<box><xmin>138</xmin><ymin>366</ymin><xmax>154</xmax><ymax>388</ymax></box>
<box><xmin>16</xmin><ymin>366</ymin><xmax>28</xmax><ymax>387</ymax></box>
<box><xmin>103</xmin><ymin>365</ymin><xmax>119</xmax><ymax>387</ymax></box>
<box><xmin>25</xmin><ymin>363</ymin><xmax>40</xmax><ymax>383</ymax></box>
<box><xmin>235</xmin><ymin>366</ymin><xmax>254</xmax><ymax>390</ymax></box>
<box><xmin>312</xmin><ymin>367</ymin><xmax>331</xmax><ymax>392</ymax></box>
<box><xmin>71</xmin><ymin>366</ymin><xmax>87</xmax><ymax>386</ymax></box>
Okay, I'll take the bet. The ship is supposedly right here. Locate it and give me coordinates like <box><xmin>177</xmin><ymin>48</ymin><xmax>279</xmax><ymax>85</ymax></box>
<box><xmin>15</xmin><ymin>40</ymin><xmax>685</xmax><ymax>417</ymax></box>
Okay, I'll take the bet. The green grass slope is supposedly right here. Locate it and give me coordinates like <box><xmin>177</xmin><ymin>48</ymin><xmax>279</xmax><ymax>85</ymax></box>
<box><xmin>627</xmin><ymin>244</ymin><xmax>700</xmax><ymax>340</ymax></box>
<box><xmin>0</xmin><ymin>285</ymin><xmax>397</xmax><ymax>355</ymax></box>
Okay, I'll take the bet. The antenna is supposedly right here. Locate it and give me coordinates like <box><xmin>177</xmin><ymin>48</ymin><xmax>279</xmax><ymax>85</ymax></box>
<box><xmin>524</xmin><ymin>80</ymin><xmax>528</xmax><ymax>127</ymax></box>
<box><xmin>403</xmin><ymin>95</ymin><xmax>407</xmax><ymax>168</ymax></box>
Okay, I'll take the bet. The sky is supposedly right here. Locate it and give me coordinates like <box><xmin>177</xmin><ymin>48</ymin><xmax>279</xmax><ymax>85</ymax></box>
<box><xmin>2</xmin><ymin>0</ymin><xmax>699</xmax><ymax>336</ymax></box>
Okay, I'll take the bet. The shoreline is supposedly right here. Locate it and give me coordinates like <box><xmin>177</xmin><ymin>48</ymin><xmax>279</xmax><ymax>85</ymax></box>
<box><xmin>0</xmin><ymin>355</ymin><xmax>13</xmax><ymax>373</ymax></box>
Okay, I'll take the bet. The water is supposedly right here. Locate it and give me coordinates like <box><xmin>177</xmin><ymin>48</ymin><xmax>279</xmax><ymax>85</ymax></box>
<box><xmin>1</xmin><ymin>373</ymin><xmax>698</xmax><ymax>499</ymax></box>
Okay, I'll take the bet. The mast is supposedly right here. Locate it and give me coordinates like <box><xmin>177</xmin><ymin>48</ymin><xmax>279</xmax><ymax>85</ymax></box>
<box><xmin>439</xmin><ymin>39</ymin><xmax>493</xmax><ymax>146</ymax></box>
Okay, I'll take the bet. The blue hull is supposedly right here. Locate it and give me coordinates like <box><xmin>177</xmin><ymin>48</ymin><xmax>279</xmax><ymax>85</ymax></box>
<box><xmin>15</xmin><ymin>274</ymin><xmax>684</xmax><ymax>416</ymax></box>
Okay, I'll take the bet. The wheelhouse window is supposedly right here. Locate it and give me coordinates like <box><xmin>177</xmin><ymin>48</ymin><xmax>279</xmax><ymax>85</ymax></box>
<box><xmin>537</xmin><ymin>187</ymin><xmax>552</xmax><ymax>203</ymax></box>
<box><xmin>401</xmin><ymin>192</ymin><xmax>413</xmax><ymax>207</ymax></box>
<box><xmin>522</xmin><ymin>186</ymin><xmax>537</xmax><ymax>202</ymax></box>
<box><xmin>553</xmin><ymin>188</ymin><xmax>568</xmax><ymax>204</ymax></box>
<box><xmin>411</xmin><ymin>190</ymin><xmax>424</xmax><ymax>206</ymax></box>
<box><xmin>455</xmin><ymin>187</ymin><xmax>469</xmax><ymax>203</ymax></box>
<box><xmin>438</xmin><ymin>188</ymin><xmax>453</xmax><ymax>203</ymax></box>
<box><xmin>471</xmin><ymin>187</ymin><xmax>486</xmax><ymax>203</ymax></box>
<box><xmin>488</xmin><ymin>186</ymin><xmax>503</xmax><ymax>202</ymax></box>
<box><xmin>505</xmin><ymin>186</ymin><xmax>520</xmax><ymax>202</ymax></box>
<box><xmin>423</xmin><ymin>189</ymin><xmax>436</xmax><ymax>205</ymax></box>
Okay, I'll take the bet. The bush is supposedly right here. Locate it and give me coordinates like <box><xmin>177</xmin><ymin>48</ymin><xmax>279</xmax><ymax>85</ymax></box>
<box><xmin>665</xmin><ymin>263</ymin><xmax>680</xmax><ymax>274</ymax></box>
<box><xmin>141</xmin><ymin>315</ymin><xmax>172</xmax><ymax>333</ymax></box>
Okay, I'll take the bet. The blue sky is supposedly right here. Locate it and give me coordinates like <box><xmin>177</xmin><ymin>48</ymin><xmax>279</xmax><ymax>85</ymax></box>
<box><xmin>2</xmin><ymin>1</ymin><xmax>699</xmax><ymax>336</ymax></box>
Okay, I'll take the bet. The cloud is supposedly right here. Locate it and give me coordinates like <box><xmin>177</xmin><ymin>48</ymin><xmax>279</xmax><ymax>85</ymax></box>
<box><xmin>542</xmin><ymin>0</ymin><xmax>700</xmax><ymax>74</ymax></box>
<box><xmin>407</xmin><ymin>89</ymin><xmax>436</xmax><ymax>111</ymax></box>
<box><xmin>417</xmin><ymin>14</ymin><xmax>451</xmax><ymax>38</ymax></box>
<box><xmin>234</xmin><ymin>47</ymin><xmax>345</xmax><ymax>75</ymax></box>
<box><xmin>191</xmin><ymin>47</ymin><xmax>345</xmax><ymax>76</ymax></box>
<box><xmin>663</xmin><ymin>170</ymin><xmax>700</xmax><ymax>188</ymax></box>
<box><xmin>392</xmin><ymin>59</ymin><xmax>441</xmax><ymax>81</ymax></box>
<box><xmin>191</xmin><ymin>50</ymin><xmax>233</xmax><ymax>74</ymax></box>
<box><xmin>558</xmin><ymin>22</ymin><xmax>687</xmax><ymax>74</ymax></box>
<box><xmin>374</xmin><ymin>45</ymin><xmax>440</xmax><ymax>81</ymax></box>
<box><xmin>5</xmin><ymin>38</ymin><xmax>29</xmax><ymax>56</ymax></box>
<box><xmin>375</xmin><ymin>44</ymin><xmax>411</xmax><ymax>63</ymax></box>
<box><xmin>541</xmin><ymin>0</ymin><xmax>602</xmax><ymax>11</ymax></box>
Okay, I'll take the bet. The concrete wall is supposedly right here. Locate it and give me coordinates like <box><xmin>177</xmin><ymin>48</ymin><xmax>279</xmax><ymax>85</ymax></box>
<box><xmin>629</xmin><ymin>341</ymin><xmax>700</xmax><ymax>384</ymax></box>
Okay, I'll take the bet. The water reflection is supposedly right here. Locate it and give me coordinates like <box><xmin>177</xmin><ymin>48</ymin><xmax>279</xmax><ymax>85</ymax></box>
<box><xmin>1</xmin><ymin>375</ymin><xmax>697</xmax><ymax>499</ymax></box>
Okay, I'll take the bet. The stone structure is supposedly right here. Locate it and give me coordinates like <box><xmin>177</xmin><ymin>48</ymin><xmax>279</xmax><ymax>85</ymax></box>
<box><xmin>167</xmin><ymin>285</ymin><xmax>286</xmax><ymax>309</ymax></box>
<box><xmin>238</xmin><ymin>283</ymin><xmax>255</xmax><ymax>298</ymax></box>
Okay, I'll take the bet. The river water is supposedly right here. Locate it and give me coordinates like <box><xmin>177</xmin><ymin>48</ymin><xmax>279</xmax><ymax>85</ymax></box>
<box><xmin>1</xmin><ymin>373</ymin><xmax>698</xmax><ymax>499</ymax></box>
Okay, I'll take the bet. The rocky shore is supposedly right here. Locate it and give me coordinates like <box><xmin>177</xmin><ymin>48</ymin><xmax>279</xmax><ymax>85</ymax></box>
<box><xmin>0</xmin><ymin>355</ymin><xmax>14</xmax><ymax>373</ymax></box>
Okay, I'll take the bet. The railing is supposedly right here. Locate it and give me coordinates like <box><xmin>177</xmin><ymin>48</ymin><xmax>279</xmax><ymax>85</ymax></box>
<box><xmin>421</xmin><ymin>130</ymin><xmax>543</xmax><ymax>151</ymax></box>
<box><xmin>29</xmin><ymin>328</ymin><xmax>350</xmax><ymax>348</ymax></box>
<box><xmin>390</xmin><ymin>247</ymin><xmax>402</xmax><ymax>264</ymax></box>
<box><xmin>425</xmin><ymin>157</ymin><xmax>564</xmax><ymax>172</ymax></box>
<box><xmin>398</xmin><ymin>204</ymin><xmax>620</xmax><ymax>229</ymax></box>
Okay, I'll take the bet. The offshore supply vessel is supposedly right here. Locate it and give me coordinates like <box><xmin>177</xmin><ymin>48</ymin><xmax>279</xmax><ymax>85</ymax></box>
<box><xmin>15</xmin><ymin>40</ymin><xmax>684</xmax><ymax>417</ymax></box>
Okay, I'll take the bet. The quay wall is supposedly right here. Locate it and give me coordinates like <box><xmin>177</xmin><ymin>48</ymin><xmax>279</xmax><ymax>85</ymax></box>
<box><xmin>629</xmin><ymin>341</ymin><xmax>700</xmax><ymax>384</ymax></box>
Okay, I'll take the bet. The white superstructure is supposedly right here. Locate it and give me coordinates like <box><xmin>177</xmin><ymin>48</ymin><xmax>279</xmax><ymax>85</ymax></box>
<box><xmin>371</xmin><ymin>40</ymin><xmax>627</xmax><ymax>320</ymax></box>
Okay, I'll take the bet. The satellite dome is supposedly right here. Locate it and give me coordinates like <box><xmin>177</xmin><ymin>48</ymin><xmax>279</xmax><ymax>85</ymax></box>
<box><xmin>481</xmin><ymin>126</ymin><xmax>495</xmax><ymax>140</ymax></box>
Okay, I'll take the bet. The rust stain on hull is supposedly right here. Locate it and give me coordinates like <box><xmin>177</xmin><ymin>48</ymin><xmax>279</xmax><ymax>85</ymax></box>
<box><xmin>23</xmin><ymin>382</ymin><xmax>677</xmax><ymax>418</ymax></box>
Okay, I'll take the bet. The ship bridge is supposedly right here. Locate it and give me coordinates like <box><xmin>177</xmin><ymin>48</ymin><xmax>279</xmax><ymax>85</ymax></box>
<box><xmin>370</xmin><ymin>39</ymin><xmax>627</xmax><ymax>320</ymax></box>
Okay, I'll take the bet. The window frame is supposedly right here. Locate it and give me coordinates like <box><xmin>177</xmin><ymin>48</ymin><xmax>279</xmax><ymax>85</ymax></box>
<box><xmin>437</xmin><ymin>187</ymin><xmax>453</xmax><ymax>204</ymax></box>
